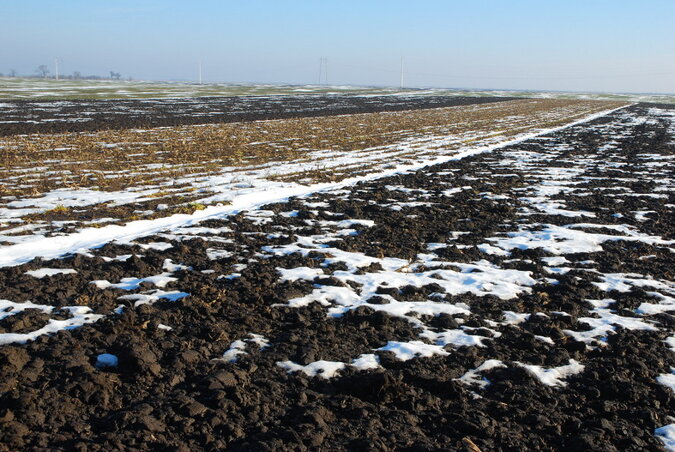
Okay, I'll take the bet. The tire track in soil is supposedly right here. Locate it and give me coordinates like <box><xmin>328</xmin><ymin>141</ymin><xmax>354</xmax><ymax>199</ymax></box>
<box><xmin>0</xmin><ymin>103</ymin><xmax>673</xmax><ymax>451</ymax></box>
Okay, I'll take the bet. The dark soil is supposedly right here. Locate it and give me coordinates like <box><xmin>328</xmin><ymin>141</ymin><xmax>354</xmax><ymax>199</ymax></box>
<box><xmin>0</xmin><ymin>103</ymin><xmax>673</xmax><ymax>451</ymax></box>
<box><xmin>0</xmin><ymin>95</ymin><xmax>515</xmax><ymax>137</ymax></box>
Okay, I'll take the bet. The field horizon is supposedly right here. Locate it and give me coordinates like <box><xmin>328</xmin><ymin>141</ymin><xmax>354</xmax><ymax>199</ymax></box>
<box><xmin>1</xmin><ymin>77</ymin><xmax>674</xmax><ymax>103</ymax></box>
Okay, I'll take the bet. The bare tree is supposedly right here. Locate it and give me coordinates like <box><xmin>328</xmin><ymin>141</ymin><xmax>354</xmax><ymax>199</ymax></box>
<box><xmin>36</xmin><ymin>65</ymin><xmax>50</xmax><ymax>78</ymax></box>
<box><xmin>73</xmin><ymin>71</ymin><xmax>81</xmax><ymax>80</ymax></box>
<box><xmin>109</xmin><ymin>71</ymin><xmax>121</xmax><ymax>80</ymax></box>
<box><xmin>8</xmin><ymin>69</ymin><xmax>17</xmax><ymax>77</ymax></box>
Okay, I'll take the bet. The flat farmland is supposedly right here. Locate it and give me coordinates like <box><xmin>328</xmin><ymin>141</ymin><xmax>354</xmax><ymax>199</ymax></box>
<box><xmin>0</xmin><ymin>99</ymin><xmax>620</xmax><ymax>243</ymax></box>
<box><xmin>0</xmin><ymin>95</ymin><xmax>674</xmax><ymax>451</ymax></box>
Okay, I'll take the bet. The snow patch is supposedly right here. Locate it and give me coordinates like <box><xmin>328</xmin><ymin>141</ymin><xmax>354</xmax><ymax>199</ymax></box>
<box><xmin>515</xmin><ymin>359</ymin><xmax>585</xmax><ymax>387</ymax></box>
<box><xmin>25</xmin><ymin>268</ymin><xmax>77</xmax><ymax>278</ymax></box>
<box><xmin>377</xmin><ymin>340</ymin><xmax>449</xmax><ymax>361</ymax></box>
<box><xmin>277</xmin><ymin>360</ymin><xmax>346</xmax><ymax>379</ymax></box>
<box><xmin>456</xmin><ymin>359</ymin><xmax>506</xmax><ymax>388</ymax></box>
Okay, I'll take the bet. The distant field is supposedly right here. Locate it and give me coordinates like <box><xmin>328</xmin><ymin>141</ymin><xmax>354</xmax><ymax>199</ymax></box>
<box><xmin>0</xmin><ymin>98</ymin><xmax>623</xmax><ymax>237</ymax></box>
<box><xmin>0</xmin><ymin>77</ymin><xmax>673</xmax><ymax>103</ymax></box>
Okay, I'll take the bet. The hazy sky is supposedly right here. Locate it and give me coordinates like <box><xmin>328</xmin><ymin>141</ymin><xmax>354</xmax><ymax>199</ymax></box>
<box><xmin>2</xmin><ymin>0</ymin><xmax>674</xmax><ymax>93</ymax></box>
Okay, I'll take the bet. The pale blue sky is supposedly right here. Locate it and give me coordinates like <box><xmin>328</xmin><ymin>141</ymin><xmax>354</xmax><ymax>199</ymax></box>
<box><xmin>1</xmin><ymin>0</ymin><xmax>674</xmax><ymax>93</ymax></box>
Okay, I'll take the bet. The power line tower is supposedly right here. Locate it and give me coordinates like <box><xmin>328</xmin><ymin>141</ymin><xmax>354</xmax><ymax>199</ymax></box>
<box><xmin>318</xmin><ymin>57</ymin><xmax>329</xmax><ymax>85</ymax></box>
<box><xmin>399</xmin><ymin>57</ymin><xmax>403</xmax><ymax>89</ymax></box>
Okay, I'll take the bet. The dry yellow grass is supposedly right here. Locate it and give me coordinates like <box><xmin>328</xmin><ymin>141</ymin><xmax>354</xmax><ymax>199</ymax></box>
<box><xmin>0</xmin><ymin>99</ymin><xmax>625</xmax><ymax>197</ymax></box>
<box><xmin>0</xmin><ymin>98</ymin><xmax>626</xmax><ymax>232</ymax></box>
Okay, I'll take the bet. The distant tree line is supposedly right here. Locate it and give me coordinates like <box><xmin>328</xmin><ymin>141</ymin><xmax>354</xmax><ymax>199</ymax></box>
<box><xmin>0</xmin><ymin>66</ymin><xmax>131</xmax><ymax>81</ymax></box>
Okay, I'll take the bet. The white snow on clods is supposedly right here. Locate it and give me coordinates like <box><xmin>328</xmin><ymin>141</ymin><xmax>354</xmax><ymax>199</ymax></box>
<box><xmin>118</xmin><ymin>290</ymin><xmax>189</xmax><ymax>307</ymax></box>
<box><xmin>92</xmin><ymin>272</ymin><xmax>177</xmax><ymax>290</ymax></box>
<box><xmin>377</xmin><ymin>341</ymin><xmax>449</xmax><ymax>361</ymax></box>
<box><xmin>456</xmin><ymin>359</ymin><xmax>507</xmax><ymax>389</ymax></box>
<box><xmin>657</xmin><ymin>369</ymin><xmax>675</xmax><ymax>393</ymax></box>
<box><xmin>483</xmin><ymin>223</ymin><xmax>673</xmax><ymax>256</ymax></box>
<box><xmin>277</xmin><ymin>360</ymin><xmax>346</xmax><ymax>379</ymax></box>
<box><xmin>350</xmin><ymin>353</ymin><xmax>381</xmax><ymax>370</ymax></box>
<box><xmin>0</xmin><ymin>298</ymin><xmax>53</xmax><ymax>320</ymax></box>
<box><xmin>563</xmin><ymin>299</ymin><xmax>658</xmax><ymax>345</ymax></box>
<box><xmin>0</xmin><ymin>305</ymin><xmax>104</xmax><ymax>346</ymax></box>
<box><xmin>656</xmin><ymin>424</ymin><xmax>675</xmax><ymax>451</ymax></box>
<box><xmin>277</xmin><ymin>266</ymin><xmax>324</xmax><ymax>282</ymax></box>
<box><xmin>277</xmin><ymin>353</ymin><xmax>382</xmax><ymax>378</ymax></box>
<box><xmin>25</xmin><ymin>268</ymin><xmax>77</xmax><ymax>278</ymax></box>
<box><xmin>220</xmin><ymin>334</ymin><xmax>270</xmax><ymax>363</ymax></box>
<box><xmin>221</xmin><ymin>340</ymin><xmax>248</xmax><ymax>363</ymax></box>
<box><xmin>515</xmin><ymin>360</ymin><xmax>585</xmax><ymax>387</ymax></box>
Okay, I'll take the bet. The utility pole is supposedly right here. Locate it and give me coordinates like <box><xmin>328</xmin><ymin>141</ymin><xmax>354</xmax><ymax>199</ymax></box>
<box><xmin>198</xmin><ymin>60</ymin><xmax>202</xmax><ymax>84</ymax></box>
<box><xmin>399</xmin><ymin>57</ymin><xmax>403</xmax><ymax>89</ymax></box>
<box><xmin>318</xmin><ymin>57</ymin><xmax>323</xmax><ymax>85</ymax></box>
<box><xmin>55</xmin><ymin>58</ymin><xmax>60</xmax><ymax>80</ymax></box>
<box><xmin>324</xmin><ymin>57</ymin><xmax>328</xmax><ymax>85</ymax></box>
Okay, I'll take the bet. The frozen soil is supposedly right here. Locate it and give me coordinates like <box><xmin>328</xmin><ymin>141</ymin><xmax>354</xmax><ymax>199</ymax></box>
<box><xmin>0</xmin><ymin>95</ymin><xmax>514</xmax><ymax>136</ymax></box>
<box><xmin>0</xmin><ymin>103</ymin><xmax>673</xmax><ymax>451</ymax></box>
